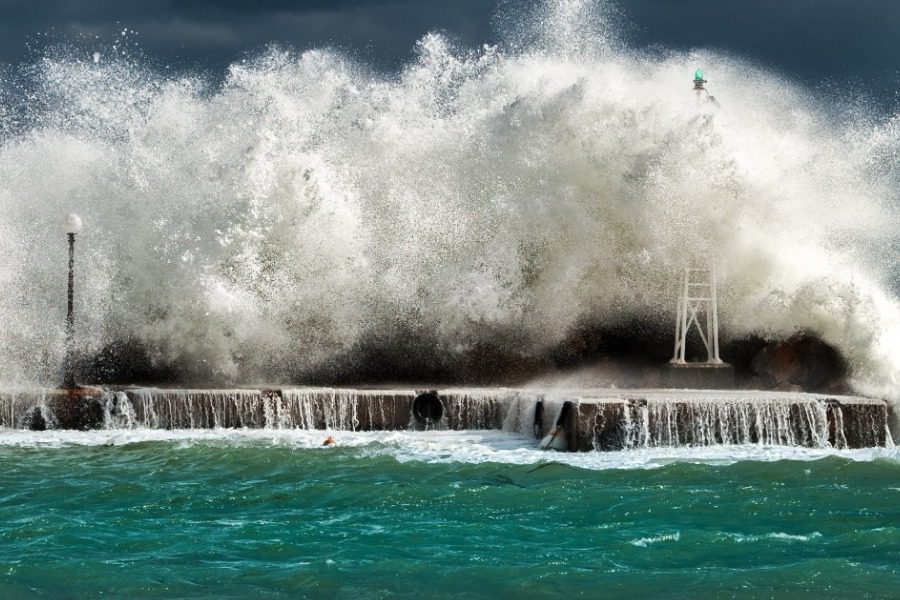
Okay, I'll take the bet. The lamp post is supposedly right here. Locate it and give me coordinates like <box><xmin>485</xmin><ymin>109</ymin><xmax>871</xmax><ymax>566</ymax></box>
<box><xmin>63</xmin><ymin>213</ymin><xmax>82</xmax><ymax>388</ymax></box>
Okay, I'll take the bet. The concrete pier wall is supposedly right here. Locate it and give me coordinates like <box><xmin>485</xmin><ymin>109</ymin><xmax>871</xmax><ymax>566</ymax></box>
<box><xmin>0</xmin><ymin>386</ymin><xmax>890</xmax><ymax>450</ymax></box>
<box><xmin>120</xmin><ymin>388</ymin><xmax>417</xmax><ymax>430</ymax></box>
<box><xmin>566</xmin><ymin>395</ymin><xmax>889</xmax><ymax>450</ymax></box>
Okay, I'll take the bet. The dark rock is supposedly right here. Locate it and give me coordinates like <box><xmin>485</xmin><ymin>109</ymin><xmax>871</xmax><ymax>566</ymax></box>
<box><xmin>48</xmin><ymin>387</ymin><xmax>105</xmax><ymax>430</ymax></box>
<box><xmin>77</xmin><ymin>339</ymin><xmax>190</xmax><ymax>385</ymax></box>
<box><xmin>24</xmin><ymin>407</ymin><xmax>47</xmax><ymax>431</ymax></box>
<box><xmin>750</xmin><ymin>334</ymin><xmax>848</xmax><ymax>392</ymax></box>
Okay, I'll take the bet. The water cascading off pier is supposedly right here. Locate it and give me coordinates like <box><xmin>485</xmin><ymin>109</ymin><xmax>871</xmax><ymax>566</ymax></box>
<box><xmin>0</xmin><ymin>387</ymin><xmax>889</xmax><ymax>450</ymax></box>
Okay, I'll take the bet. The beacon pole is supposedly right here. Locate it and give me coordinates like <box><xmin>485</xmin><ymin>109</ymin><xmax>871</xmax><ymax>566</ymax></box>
<box><xmin>693</xmin><ymin>67</ymin><xmax>719</xmax><ymax>106</ymax></box>
<box><xmin>693</xmin><ymin>68</ymin><xmax>707</xmax><ymax>93</ymax></box>
<box><xmin>63</xmin><ymin>213</ymin><xmax>83</xmax><ymax>389</ymax></box>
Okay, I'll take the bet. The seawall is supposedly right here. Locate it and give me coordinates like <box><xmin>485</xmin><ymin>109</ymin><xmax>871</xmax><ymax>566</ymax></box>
<box><xmin>0</xmin><ymin>386</ymin><xmax>890</xmax><ymax>450</ymax></box>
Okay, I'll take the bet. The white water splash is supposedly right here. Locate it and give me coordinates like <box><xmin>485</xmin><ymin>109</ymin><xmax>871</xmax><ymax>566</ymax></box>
<box><xmin>0</xmin><ymin>427</ymin><xmax>897</xmax><ymax>471</ymax></box>
<box><xmin>0</xmin><ymin>0</ymin><xmax>898</xmax><ymax>399</ymax></box>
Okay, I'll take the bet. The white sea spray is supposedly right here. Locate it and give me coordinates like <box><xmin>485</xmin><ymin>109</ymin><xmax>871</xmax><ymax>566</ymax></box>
<box><xmin>0</xmin><ymin>0</ymin><xmax>897</xmax><ymax>401</ymax></box>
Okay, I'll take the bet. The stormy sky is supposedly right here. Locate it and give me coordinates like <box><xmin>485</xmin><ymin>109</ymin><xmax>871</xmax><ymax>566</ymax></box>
<box><xmin>1</xmin><ymin>0</ymin><xmax>899</xmax><ymax>108</ymax></box>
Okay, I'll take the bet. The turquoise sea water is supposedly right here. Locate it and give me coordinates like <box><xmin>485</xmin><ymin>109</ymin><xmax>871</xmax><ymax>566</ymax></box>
<box><xmin>1</xmin><ymin>430</ymin><xmax>898</xmax><ymax>599</ymax></box>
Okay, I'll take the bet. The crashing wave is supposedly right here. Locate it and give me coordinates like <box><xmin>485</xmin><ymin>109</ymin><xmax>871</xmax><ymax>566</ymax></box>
<box><xmin>0</xmin><ymin>1</ymin><xmax>897</xmax><ymax>405</ymax></box>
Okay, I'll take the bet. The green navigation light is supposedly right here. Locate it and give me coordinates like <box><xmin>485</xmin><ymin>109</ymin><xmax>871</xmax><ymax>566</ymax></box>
<box><xmin>694</xmin><ymin>69</ymin><xmax>704</xmax><ymax>81</ymax></box>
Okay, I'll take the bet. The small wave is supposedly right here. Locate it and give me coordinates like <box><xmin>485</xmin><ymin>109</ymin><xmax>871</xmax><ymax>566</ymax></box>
<box><xmin>724</xmin><ymin>531</ymin><xmax>823</xmax><ymax>543</ymax></box>
<box><xmin>629</xmin><ymin>532</ymin><xmax>681</xmax><ymax>547</ymax></box>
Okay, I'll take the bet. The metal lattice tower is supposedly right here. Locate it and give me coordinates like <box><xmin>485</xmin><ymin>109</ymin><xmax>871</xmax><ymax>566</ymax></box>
<box><xmin>671</xmin><ymin>266</ymin><xmax>722</xmax><ymax>364</ymax></box>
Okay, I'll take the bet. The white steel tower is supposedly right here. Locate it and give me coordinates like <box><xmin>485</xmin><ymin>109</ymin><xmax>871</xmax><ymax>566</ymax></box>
<box><xmin>671</xmin><ymin>266</ymin><xmax>722</xmax><ymax>364</ymax></box>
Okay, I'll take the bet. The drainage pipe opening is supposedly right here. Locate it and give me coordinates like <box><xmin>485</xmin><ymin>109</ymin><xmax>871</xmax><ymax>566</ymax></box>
<box><xmin>412</xmin><ymin>392</ymin><xmax>444</xmax><ymax>426</ymax></box>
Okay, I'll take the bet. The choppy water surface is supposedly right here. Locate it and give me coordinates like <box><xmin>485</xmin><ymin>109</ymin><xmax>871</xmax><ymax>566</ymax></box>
<box><xmin>1</xmin><ymin>430</ymin><xmax>898</xmax><ymax>599</ymax></box>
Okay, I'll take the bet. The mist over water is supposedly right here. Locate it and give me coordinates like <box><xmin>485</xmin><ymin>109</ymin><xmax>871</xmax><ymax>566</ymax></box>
<box><xmin>1</xmin><ymin>0</ymin><xmax>899</xmax><ymax>394</ymax></box>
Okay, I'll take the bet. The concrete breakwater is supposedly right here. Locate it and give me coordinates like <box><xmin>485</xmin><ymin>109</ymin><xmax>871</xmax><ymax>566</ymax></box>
<box><xmin>0</xmin><ymin>387</ymin><xmax>890</xmax><ymax>450</ymax></box>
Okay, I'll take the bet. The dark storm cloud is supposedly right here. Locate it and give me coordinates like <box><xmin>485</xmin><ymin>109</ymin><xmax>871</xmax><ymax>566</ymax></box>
<box><xmin>169</xmin><ymin>0</ymin><xmax>394</xmax><ymax>16</ymax></box>
<box><xmin>0</xmin><ymin>0</ymin><xmax>898</xmax><ymax>104</ymax></box>
<box><xmin>624</xmin><ymin>0</ymin><xmax>900</xmax><ymax>103</ymax></box>
<box><xmin>0</xmin><ymin>0</ymin><xmax>496</xmax><ymax>71</ymax></box>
